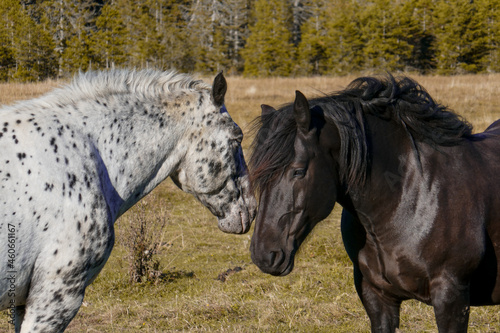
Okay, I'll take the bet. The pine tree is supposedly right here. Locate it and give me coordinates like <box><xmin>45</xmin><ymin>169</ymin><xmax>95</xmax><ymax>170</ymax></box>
<box><xmin>160</xmin><ymin>0</ymin><xmax>194</xmax><ymax>72</ymax></box>
<box><xmin>290</xmin><ymin>0</ymin><xmax>311</xmax><ymax>47</ymax></box>
<box><xmin>220</xmin><ymin>0</ymin><xmax>250</xmax><ymax>74</ymax></box>
<box><xmin>188</xmin><ymin>0</ymin><xmax>229</xmax><ymax>73</ymax></box>
<box><xmin>39</xmin><ymin>0</ymin><xmax>67</xmax><ymax>77</ymax></box>
<box><xmin>0</xmin><ymin>0</ymin><xmax>56</xmax><ymax>81</ymax></box>
<box><xmin>359</xmin><ymin>0</ymin><xmax>414</xmax><ymax>72</ymax></box>
<box><xmin>325</xmin><ymin>0</ymin><xmax>365</xmax><ymax>74</ymax></box>
<box><xmin>121</xmin><ymin>0</ymin><xmax>173</xmax><ymax>69</ymax></box>
<box><xmin>62</xmin><ymin>31</ymin><xmax>95</xmax><ymax>74</ymax></box>
<box><xmin>187</xmin><ymin>0</ymin><xmax>252</xmax><ymax>74</ymax></box>
<box><xmin>242</xmin><ymin>0</ymin><xmax>294</xmax><ymax>76</ymax></box>
<box><xmin>434</xmin><ymin>0</ymin><xmax>489</xmax><ymax>73</ymax></box>
<box><xmin>0</xmin><ymin>4</ymin><xmax>15</xmax><ymax>81</ymax></box>
<box><xmin>404</xmin><ymin>0</ymin><xmax>437</xmax><ymax>73</ymax></box>
<box><xmin>17</xmin><ymin>12</ymin><xmax>57</xmax><ymax>81</ymax></box>
<box><xmin>138</xmin><ymin>0</ymin><xmax>167</xmax><ymax>69</ymax></box>
<box><xmin>476</xmin><ymin>0</ymin><xmax>500</xmax><ymax>72</ymax></box>
<box><xmin>92</xmin><ymin>2</ymin><xmax>128</xmax><ymax>70</ymax></box>
<box><xmin>296</xmin><ymin>0</ymin><xmax>329</xmax><ymax>75</ymax></box>
<box><xmin>41</xmin><ymin>0</ymin><xmax>99</xmax><ymax>76</ymax></box>
<box><xmin>194</xmin><ymin>25</ymin><xmax>227</xmax><ymax>73</ymax></box>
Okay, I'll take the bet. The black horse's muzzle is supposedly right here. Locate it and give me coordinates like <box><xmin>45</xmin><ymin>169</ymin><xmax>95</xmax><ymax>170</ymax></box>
<box><xmin>250</xmin><ymin>239</ymin><xmax>296</xmax><ymax>276</ymax></box>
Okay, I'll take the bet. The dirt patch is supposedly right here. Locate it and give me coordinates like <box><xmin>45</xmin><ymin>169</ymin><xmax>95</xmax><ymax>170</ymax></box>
<box><xmin>216</xmin><ymin>267</ymin><xmax>243</xmax><ymax>282</ymax></box>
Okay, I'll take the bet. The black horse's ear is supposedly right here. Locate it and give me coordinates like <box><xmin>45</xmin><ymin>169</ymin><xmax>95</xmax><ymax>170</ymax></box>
<box><xmin>212</xmin><ymin>71</ymin><xmax>227</xmax><ymax>106</ymax></box>
<box><xmin>293</xmin><ymin>90</ymin><xmax>311</xmax><ymax>133</ymax></box>
<box><xmin>261</xmin><ymin>104</ymin><xmax>276</xmax><ymax>117</ymax></box>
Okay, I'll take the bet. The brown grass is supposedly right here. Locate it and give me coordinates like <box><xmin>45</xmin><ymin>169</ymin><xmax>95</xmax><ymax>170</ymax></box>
<box><xmin>1</xmin><ymin>74</ymin><xmax>500</xmax><ymax>332</ymax></box>
<box><xmin>0</xmin><ymin>80</ymin><xmax>60</xmax><ymax>106</ymax></box>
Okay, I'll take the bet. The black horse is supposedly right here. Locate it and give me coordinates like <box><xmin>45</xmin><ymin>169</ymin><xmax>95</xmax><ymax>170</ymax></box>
<box><xmin>249</xmin><ymin>75</ymin><xmax>500</xmax><ymax>332</ymax></box>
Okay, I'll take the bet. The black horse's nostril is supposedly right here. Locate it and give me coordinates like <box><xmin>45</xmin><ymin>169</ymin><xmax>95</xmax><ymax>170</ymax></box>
<box><xmin>267</xmin><ymin>249</ymin><xmax>285</xmax><ymax>268</ymax></box>
<box><xmin>250</xmin><ymin>238</ymin><xmax>289</xmax><ymax>275</ymax></box>
<box><xmin>267</xmin><ymin>250</ymin><xmax>276</xmax><ymax>264</ymax></box>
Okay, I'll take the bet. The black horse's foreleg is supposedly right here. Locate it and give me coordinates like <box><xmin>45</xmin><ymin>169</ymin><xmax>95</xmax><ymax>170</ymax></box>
<box><xmin>431</xmin><ymin>278</ymin><xmax>470</xmax><ymax>333</ymax></box>
<box><xmin>343</xmin><ymin>210</ymin><xmax>401</xmax><ymax>332</ymax></box>
<box><xmin>358</xmin><ymin>278</ymin><xmax>401</xmax><ymax>333</ymax></box>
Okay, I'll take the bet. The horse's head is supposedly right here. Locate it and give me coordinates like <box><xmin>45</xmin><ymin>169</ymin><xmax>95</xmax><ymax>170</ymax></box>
<box><xmin>171</xmin><ymin>73</ymin><xmax>256</xmax><ymax>234</ymax></box>
<box><xmin>250</xmin><ymin>91</ymin><xmax>340</xmax><ymax>276</ymax></box>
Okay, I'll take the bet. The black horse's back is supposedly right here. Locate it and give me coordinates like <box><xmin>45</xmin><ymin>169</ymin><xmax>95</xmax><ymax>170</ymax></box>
<box><xmin>485</xmin><ymin>119</ymin><xmax>500</xmax><ymax>133</ymax></box>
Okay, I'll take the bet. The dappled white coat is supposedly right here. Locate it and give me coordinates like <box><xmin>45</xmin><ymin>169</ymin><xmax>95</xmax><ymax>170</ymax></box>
<box><xmin>0</xmin><ymin>69</ymin><xmax>256</xmax><ymax>332</ymax></box>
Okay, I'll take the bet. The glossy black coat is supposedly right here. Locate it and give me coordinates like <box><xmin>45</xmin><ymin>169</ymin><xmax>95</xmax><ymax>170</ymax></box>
<box><xmin>249</xmin><ymin>76</ymin><xmax>500</xmax><ymax>332</ymax></box>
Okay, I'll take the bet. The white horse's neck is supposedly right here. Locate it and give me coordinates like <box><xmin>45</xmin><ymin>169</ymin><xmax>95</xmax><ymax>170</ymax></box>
<box><xmin>87</xmin><ymin>100</ymin><xmax>189</xmax><ymax>219</ymax></box>
<box><xmin>81</xmin><ymin>78</ymin><xmax>211</xmax><ymax>220</ymax></box>
<box><xmin>25</xmin><ymin>69</ymin><xmax>211</xmax><ymax>220</ymax></box>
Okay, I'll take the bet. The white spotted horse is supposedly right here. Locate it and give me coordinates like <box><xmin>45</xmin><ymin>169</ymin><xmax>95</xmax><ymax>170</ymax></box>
<box><xmin>0</xmin><ymin>69</ymin><xmax>256</xmax><ymax>332</ymax></box>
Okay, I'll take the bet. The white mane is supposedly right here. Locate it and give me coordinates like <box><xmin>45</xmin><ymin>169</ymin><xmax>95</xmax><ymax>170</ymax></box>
<box><xmin>65</xmin><ymin>68</ymin><xmax>210</xmax><ymax>102</ymax></box>
<box><xmin>8</xmin><ymin>69</ymin><xmax>210</xmax><ymax>112</ymax></box>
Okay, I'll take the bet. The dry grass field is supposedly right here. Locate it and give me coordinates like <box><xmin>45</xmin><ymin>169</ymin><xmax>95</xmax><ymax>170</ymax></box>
<box><xmin>1</xmin><ymin>73</ymin><xmax>500</xmax><ymax>332</ymax></box>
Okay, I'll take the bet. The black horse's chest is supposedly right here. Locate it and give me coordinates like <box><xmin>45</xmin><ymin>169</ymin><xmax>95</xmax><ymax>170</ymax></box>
<box><xmin>357</xmin><ymin>241</ymin><xmax>433</xmax><ymax>303</ymax></box>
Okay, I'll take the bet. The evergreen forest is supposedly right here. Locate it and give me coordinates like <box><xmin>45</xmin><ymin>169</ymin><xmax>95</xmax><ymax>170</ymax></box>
<box><xmin>1</xmin><ymin>0</ymin><xmax>499</xmax><ymax>81</ymax></box>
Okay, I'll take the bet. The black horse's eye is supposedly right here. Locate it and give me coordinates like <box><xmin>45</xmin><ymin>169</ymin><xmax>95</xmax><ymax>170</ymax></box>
<box><xmin>293</xmin><ymin>168</ymin><xmax>306</xmax><ymax>178</ymax></box>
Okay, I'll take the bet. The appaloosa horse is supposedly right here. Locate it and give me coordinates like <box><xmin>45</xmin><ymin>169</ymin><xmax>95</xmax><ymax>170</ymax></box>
<box><xmin>0</xmin><ymin>69</ymin><xmax>256</xmax><ymax>332</ymax></box>
<box><xmin>249</xmin><ymin>75</ymin><xmax>500</xmax><ymax>332</ymax></box>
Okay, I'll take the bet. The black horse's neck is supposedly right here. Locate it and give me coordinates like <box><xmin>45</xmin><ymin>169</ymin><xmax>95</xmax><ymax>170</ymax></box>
<box><xmin>334</xmin><ymin>113</ymin><xmax>420</xmax><ymax>220</ymax></box>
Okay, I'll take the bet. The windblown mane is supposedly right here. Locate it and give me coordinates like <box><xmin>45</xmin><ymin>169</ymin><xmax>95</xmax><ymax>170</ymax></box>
<box><xmin>11</xmin><ymin>69</ymin><xmax>209</xmax><ymax>111</ymax></box>
<box><xmin>249</xmin><ymin>74</ymin><xmax>473</xmax><ymax>193</ymax></box>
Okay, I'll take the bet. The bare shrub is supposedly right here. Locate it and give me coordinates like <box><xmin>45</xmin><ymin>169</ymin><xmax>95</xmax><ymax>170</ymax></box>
<box><xmin>120</xmin><ymin>193</ymin><xmax>168</xmax><ymax>284</ymax></box>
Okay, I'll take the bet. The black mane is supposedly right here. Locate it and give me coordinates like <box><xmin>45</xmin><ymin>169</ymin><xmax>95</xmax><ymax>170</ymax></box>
<box><xmin>249</xmin><ymin>74</ymin><xmax>473</xmax><ymax>193</ymax></box>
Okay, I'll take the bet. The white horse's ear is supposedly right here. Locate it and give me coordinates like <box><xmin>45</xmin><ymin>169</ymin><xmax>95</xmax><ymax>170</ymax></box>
<box><xmin>293</xmin><ymin>90</ymin><xmax>311</xmax><ymax>133</ymax></box>
<box><xmin>212</xmin><ymin>71</ymin><xmax>227</xmax><ymax>106</ymax></box>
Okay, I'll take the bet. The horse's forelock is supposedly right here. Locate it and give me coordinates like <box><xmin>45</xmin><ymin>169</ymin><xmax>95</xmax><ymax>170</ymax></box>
<box><xmin>248</xmin><ymin>97</ymin><xmax>368</xmax><ymax>195</ymax></box>
<box><xmin>249</xmin><ymin>107</ymin><xmax>297</xmax><ymax>194</ymax></box>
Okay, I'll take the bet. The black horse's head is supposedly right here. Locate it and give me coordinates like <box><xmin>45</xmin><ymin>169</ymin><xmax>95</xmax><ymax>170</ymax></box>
<box><xmin>249</xmin><ymin>91</ymin><xmax>341</xmax><ymax>276</ymax></box>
